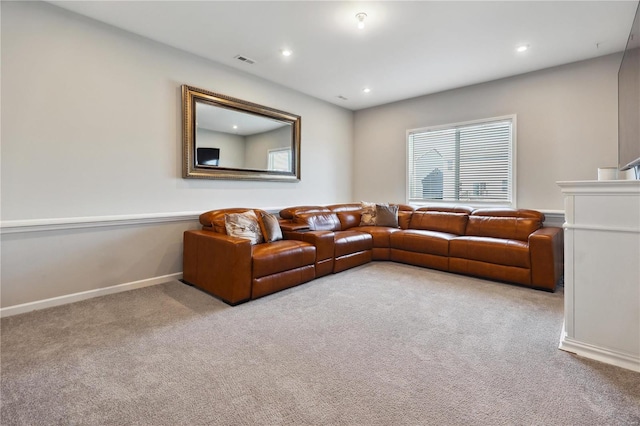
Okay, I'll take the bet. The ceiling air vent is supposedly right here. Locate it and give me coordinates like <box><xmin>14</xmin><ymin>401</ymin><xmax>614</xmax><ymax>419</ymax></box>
<box><xmin>234</xmin><ymin>55</ymin><xmax>256</xmax><ymax>65</ymax></box>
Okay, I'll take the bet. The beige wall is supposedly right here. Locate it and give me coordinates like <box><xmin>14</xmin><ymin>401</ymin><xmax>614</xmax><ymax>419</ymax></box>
<box><xmin>0</xmin><ymin>1</ymin><xmax>624</xmax><ymax>311</ymax></box>
<box><xmin>196</xmin><ymin>129</ymin><xmax>245</xmax><ymax>169</ymax></box>
<box><xmin>244</xmin><ymin>126</ymin><xmax>292</xmax><ymax>170</ymax></box>
<box><xmin>1</xmin><ymin>221</ymin><xmax>201</xmax><ymax>309</ymax></box>
<box><xmin>1</xmin><ymin>1</ymin><xmax>354</xmax><ymax>221</ymax></box>
<box><xmin>353</xmin><ymin>54</ymin><xmax>621</xmax><ymax>211</ymax></box>
<box><xmin>0</xmin><ymin>1</ymin><xmax>353</xmax><ymax>309</ymax></box>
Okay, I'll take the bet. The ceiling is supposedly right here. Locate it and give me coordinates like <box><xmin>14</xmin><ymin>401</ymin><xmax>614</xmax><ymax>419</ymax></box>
<box><xmin>197</xmin><ymin>102</ymin><xmax>288</xmax><ymax>136</ymax></box>
<box><xmin>48</xmin><ymin>1</ymin><xmax>638</xmax><ymax>111</ymax></box>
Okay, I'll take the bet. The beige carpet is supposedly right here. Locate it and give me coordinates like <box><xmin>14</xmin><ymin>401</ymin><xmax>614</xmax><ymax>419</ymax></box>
<box><xmin>1</xmin><ymin>262</ymin><xmax>639</xmax><ymax>425</ymax></box>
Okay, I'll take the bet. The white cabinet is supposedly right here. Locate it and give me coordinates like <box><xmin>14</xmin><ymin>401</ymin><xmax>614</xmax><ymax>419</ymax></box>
<box><xmin>557</xmin><ymin>180</ymin><xmax>640</xmax><ymax>372</ymax></box>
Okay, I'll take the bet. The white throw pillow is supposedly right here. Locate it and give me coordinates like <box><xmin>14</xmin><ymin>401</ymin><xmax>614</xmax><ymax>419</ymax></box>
<box><xmin>360</xmin><ymin>201</ymin><xmax>377</xmax><ymax>226</ymax></box>
<box><xmin>224</xmin><ymin>210</ymin><xmax>264</xmax><ymax>245</ymax></box>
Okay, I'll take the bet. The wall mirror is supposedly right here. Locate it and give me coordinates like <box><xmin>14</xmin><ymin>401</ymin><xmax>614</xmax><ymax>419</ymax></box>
<box><xmin>182</xmin><ymin>85</ymin><xmax>301</xmax><ymax>181</ymax></box>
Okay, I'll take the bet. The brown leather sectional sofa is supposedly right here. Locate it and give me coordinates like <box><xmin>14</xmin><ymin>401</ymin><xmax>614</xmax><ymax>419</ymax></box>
<box><xmin>183</xmin><ymin>203</ymin><xmax>563</xmax><ymax>305</ymax></box>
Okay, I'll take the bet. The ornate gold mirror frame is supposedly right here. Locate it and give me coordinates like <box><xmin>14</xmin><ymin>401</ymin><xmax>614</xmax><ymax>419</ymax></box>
<box><xmin>182</xmin><ymin>85</ymin><xmax>301</xmax><ymax>181</ymax></box>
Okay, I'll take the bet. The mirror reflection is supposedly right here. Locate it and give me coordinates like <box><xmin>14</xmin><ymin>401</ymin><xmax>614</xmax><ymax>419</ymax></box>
<box><xmin>182</xmin><ymin>85</ymin><xmax>301</xmax><ymax>181</ymax></box>
<box><xmin>195</xmin><ymin>101</ymin><xmax>293</xmax><ymax>172</ymax></box>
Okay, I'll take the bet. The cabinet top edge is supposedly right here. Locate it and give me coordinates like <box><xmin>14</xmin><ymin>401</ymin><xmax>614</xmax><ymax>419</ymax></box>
<box><xmin>558</xmin><ymin>180</ymin><xmax>640</xmax><ymax>195</ymax></box>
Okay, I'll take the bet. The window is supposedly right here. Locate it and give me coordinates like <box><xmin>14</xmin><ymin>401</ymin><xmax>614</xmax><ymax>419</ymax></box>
<box><xmin>407</xmin><ymin>116</ymin><xmax>515</xmax><ymax>206</ymax></box>
<box><xmin>268</xmin><ymin>148</ymin><xmax>292</xmax><ymax>172</ymax></box>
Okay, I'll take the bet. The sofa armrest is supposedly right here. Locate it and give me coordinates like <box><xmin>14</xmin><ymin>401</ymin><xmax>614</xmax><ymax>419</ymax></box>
<box><xmin>183</xmin><ymin>230</ymin><xmax>252</xmax><ymax>304</ymax></box>
<box><xmin>529</xmin><ymin>227</ymin><xmax>564</xmax><ymax>291</ymax></box>
<box><xmin>284</xmin><ymin>230</ymin><xmax>335</xmax><ymax>261</ymax></box>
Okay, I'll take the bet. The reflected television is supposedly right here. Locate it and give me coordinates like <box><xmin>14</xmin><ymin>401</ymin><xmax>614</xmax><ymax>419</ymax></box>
<box><xmin>197</xmin><ymin>148</ymin><xmax>220</xmax><ymax>167</ymax></box>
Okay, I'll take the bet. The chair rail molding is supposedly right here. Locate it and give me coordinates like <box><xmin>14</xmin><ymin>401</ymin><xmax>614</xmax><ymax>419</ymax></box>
<box><xmin>0</xmin><ymin>206</ymin><xmax>291</xmax><ymax>234</ymax></box>
<box><xmin>540</xmin><ymin>209</ymin><xmax>564</xmax><ymax>228</ymax></box>
<box><xmin>0</xmin><ymin>211</ymin><xmax>202</xmax><ymax>234</ymax></box>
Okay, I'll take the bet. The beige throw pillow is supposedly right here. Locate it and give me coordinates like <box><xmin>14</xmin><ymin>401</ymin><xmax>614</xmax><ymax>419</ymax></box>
<box><xmin>261</xmin><ymin>213</ymin><xmax>283</xmax><ymax>242</ymax></box>
<box><xmin>224</xmin><ymin>210</ymin><xmax>264</xmax><ymax>245</ymax></box>
<box><xmin>360</xmin><ymin>201</ymin><xmax>377</xmax><ymax>226</ymax></box>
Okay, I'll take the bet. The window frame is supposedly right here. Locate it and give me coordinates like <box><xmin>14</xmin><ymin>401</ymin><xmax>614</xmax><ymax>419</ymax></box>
<box><xmin>405</xmin><ymin>114</ymin><xmax>517</xmax><ymax>208</ymax></box>
<box><xmin>267</xmin><ymin>147</ymin><xmax>292</xmax><ymax>172</ymax></box>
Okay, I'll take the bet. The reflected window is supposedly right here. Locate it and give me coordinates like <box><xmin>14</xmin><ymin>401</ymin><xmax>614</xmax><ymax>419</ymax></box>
<box><xmin>268</xmin><ymin>148</ymin><xmax>292</xmax><ymax>172</ymax></box>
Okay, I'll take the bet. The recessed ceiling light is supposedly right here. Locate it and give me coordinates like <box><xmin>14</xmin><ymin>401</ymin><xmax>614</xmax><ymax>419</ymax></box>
<box><xmin>281</xmin><ymin>49</ymin><xmax>292</xmax><ymax>57</ymax></box>
<box><xmin>363</xmin><ymin>87</ymin><xmax>371</xmax><ymax>93</ymax></box>
<box><xmin>516</xmin><ymin>45</ymin><xmax>529</xmax><ymax>53</ymax></box>
<box><xmin>356</xmin><ymin>12</ymin><xmax>367</xmax><ymax>30</ymax></box>
<box><xmin>233</xmin><ymin>125</ymin><xmax>238</xmax><ymax>129</ymax></box>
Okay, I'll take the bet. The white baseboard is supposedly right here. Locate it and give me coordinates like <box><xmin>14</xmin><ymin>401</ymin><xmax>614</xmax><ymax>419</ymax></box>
<box><xmin>559</xmin><ymin>329</ymin><xmax>640</xmax><ymax>373</ymax></box>
<box><xmin>0</xmin><ymin>272</ymin><xmax>183</xmax><ymax>318</ymax></box>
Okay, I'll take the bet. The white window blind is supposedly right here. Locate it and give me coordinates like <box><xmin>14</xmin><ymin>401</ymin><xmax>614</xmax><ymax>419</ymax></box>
<box><xmin>407</xmin><ymin>117</ymin><xmax>514</xmax><ymax>205</ymax></box>
<box><xmin>268</xmin><ymin>148</ymin><xmax>292</xmax><ymax>172</ymax></box>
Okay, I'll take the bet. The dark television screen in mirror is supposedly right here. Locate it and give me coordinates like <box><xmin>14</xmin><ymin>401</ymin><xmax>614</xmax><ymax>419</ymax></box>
<box><xmin>196</xmin><ymin>147</ymin><xmax>220</xmax><ymax>166</ymax></box>
<box><xmin>182</xmin><ymin>85</ymin><xmax>301</xmax><ymax>181</ymax></box>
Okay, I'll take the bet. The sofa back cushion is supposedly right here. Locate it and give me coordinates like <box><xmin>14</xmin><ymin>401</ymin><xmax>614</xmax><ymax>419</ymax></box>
<box><xmin>396</xmin><ymin>204</ymin><xmax>416</xmax><ymax>212</ymax></box>
<box><xmin>326</xmin><ymin>203</ymin><xmax>364</xmax><ymax>230</ymax></box>
<box><xmin>471</xmin><ymin>208</ymin><xmax>545</xmax><ymax>221</ymax></box>
<box><xmin>327</xmin><ymin>203</ymin><xmax>362</xmax><ymax>213</ymax></box>
<box><xmin>200</xmin><ymin>208</ymin><xmax>267</xmax><ymax>234</ymax></box>
<box><xmin>337</xmin><ymin>212</ymin><xmax>362</xmax><ymax>230</ymax></box>
<box><xmin>398</xmin><ymin>211</ymin><xmax>413</xmax><ymax>229</ymax></box>
<box><xmin>294</xmin><ymin>212</ymin><xmax>342</xmax><ymax>231</ymax></box>
<box><xmin>417</xmin><ymin>205</ymin><xmax>474</xmax><ymax>214</ymax></box>
<box><xmin>282</xmin><ymin>203</ymin><xmax>415</xmax><ymax>230</ymax></box>
<box><xmin>409</xmin><ymin>211</ymin><xmax>469</xmax><ymax>235</ymax></box>
<box><xmin>466</xmin><ymin>215</ymin><xmax>542</xmax><ymax>241</ymax></box>
<box><xmin>279</xmin><ymin>206</ymin><xmax>331</xmax><ymax>220</ymax></box>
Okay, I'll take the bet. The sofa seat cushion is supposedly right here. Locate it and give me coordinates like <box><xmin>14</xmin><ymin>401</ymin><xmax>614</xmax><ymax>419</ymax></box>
<box><xmin>450</xmin><ymin>236</ymin><xmax>530</xmax><ymax>268</ymax></box>
<box><xmin>334</xmin><ymin>231</ymin><xmax>373</xmax><ymax>257</ymax></box>
<box><xmin>252</xmin><ymin>240</ymin><xmax>316</xmax><ymax>279</ymax></box>
<box><xmin>390</xmin><ymin>230</ymin><xmax>456</xmax><ymax>256</ymax></box>
<box><xmin>357</xmin><ymin>226</ymin><xmax>401</xmax><ymax>248</ymax></box>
